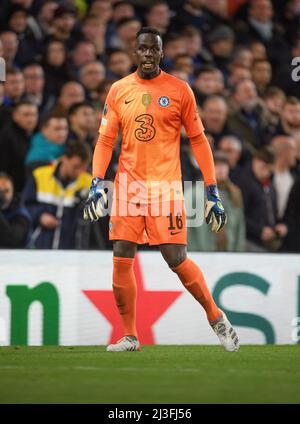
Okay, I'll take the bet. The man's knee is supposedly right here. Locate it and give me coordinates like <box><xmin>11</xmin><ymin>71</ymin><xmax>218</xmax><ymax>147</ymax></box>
<box><xmin>160</xmin><ymin>244</ymin><xmax>187</xmax><ymax>268</ymax></box>
<box><xmin>113</xmin><ymin>240</ymin><xmax>137</xmax><ymax>258</ymax></box>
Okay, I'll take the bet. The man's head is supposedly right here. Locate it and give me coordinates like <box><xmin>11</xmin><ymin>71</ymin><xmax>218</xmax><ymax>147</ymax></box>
<box><xmin>58</xmin><ymin>81</ymin><xmax>85</xmax><ymax>111</ymax></box>
<box><xmin>174</xmin><ymin>54</ymin><xmax>193</xmax><ymax>75</ymax></box>
<box><xmin>23</xmin><ymin>63</ymin><xmax>45</xmax><ymax>96</ymax></box>
<box><xmin>68</xmin><ymin>101</ymin><xmax>96</xmax><ymax>133</ymax></box>
<box><xmin>0</xmin><ymin>173</ymin><xmax>14</xmax><ymax>210</ymax></box>
<box><xmin>53</xmin><ymin>5</ymin><xmax>76</xmax><ymax>36</ymax></box>
<box><xmin>79</xmin><ymin>61</ymin><xmax>105</xmax><ymax>91</ymax></box>
<box><xmin>218</xmin><ymin>136</ymin><xmax>242</xmax><ymax>168</ymax></box>
<box><xmin>0</xmin><ymin>31</ymin><xmax>18</xmax><ymax>63</ymax></box>
<box><xmin>252</xmin><ymin>147</ymin><xmax>275</xmax><ymax>181</ymax></box>
<box><xmin>202</xmin><ymin>95</ymin><xmax>228</xmax><ymax>132</ymax></box>
<box><xmin>134</xmin><ymin>27</ymin><xmax>163</xmax><ymax>79</ymax></box>
<box><xmin>12</xmin><ymin>101</ymin><xmax>38</xmax><ymax>133</ymax></box>
<box><xmin>251</xmin><ymin>59</ymin><xmax>272</xmax><ymax>90</ymax></box>
<box><xmin>163</xmin><ymin>32</ymin><xmax>186</xmax><ymax>60</ymax></box>
<box><xmin>117</xmin><ymin>17</ymin><xmax>142</xmax><ymax>44</ymax></box>
<box><xmin>8</xmin><ymin>6</ymin><xmax>28</xmax><ymax>33</ymax></box>
<box><xmin>45</xmin><ymin>39</ymin><xmax>66</xmax><ymax>66</ymax></box>
<box><xmin>214</xmin><ymin>151</ymin><xmax>230</xmax><ymax>183</ymax></box>
<box><xmin>41</xmin><ymin>114</ymin><xmax>69</xmax><ymax>145</ymax></box>
<box><xmin>146</xmin><ymin>1</ymin><xmax>171</xmax><ymax>33</ymax></box>
<box><xmin>249</xmin><ymin>0</ymin><xmax>273</xmax><ymax>23</ymax></box>
<box><xmin>228</xmin><ymin>64</ymin><xmax>251</xmax><ymax>87</ymax></box>
<box><xmin>263</xmin><ymin>87</ymin><xmax>286</xmax><ymax>116</ymax></box>
<box><xmin>181</xmin><ymin>26</ymin><xmax>202</xmax><ymax>57</ymax></box>
<box><xmin>281</xmin><ymin>97</ymin><xmax>300</xmax><ymax>130</ymax></box>
<box><xmin>107</xmin><ymin>49</ymin><xmax>132</xmax><ymax>78</ymax></box>
<box><xmin>112</xmin><ymin>1</ymin><xmax>135</xmax><ymax>23</ymax></box>
<box><xmin>208</xmin><ymin>25</ymin><xmax>235</xmax><ymax>58</ymax></box>
<box><xmin>60</xmin><ymin>143</ymin><xmax>91</xmax><ymax>181</ymax></box>
<box><xmin>233</xmin><ymin>79</ymin><xmax>258</xmax><ymax>110</ymax></box>
<box><xmin>72</xmin><ymin>41</ymin><xmax>97</xmax><ymax>68</ymax></box>
<box><xmin>4</xmin><ymin>69</ymin><xmax>25</xmax><ymax>102</ymax></box>
<box><xmin>194</xmin><ymin>66</ymin><xmax>222</xmax><ymax>96</ymax></box>
<box><xmin>271</xmin><ymin>135</ymin><xmax>297</xmax><ymax>169</ymax></box>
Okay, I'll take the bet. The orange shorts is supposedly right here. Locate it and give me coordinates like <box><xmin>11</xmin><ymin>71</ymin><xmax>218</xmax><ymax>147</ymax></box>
<box><xmin>109</xmin><ymin>199</ymin><xmax>187</xmax><ymax>245</ymax></box>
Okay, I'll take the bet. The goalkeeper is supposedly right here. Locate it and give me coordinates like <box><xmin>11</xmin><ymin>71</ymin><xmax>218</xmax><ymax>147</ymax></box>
<box><xmin>84</xmin><ymin>27</ymin><xmax>239</xmax><ymax>352</ymax></box>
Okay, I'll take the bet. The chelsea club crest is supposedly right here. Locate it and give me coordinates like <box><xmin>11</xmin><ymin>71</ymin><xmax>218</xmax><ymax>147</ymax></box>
<box><xmin>158</xmin><ymin>96</ymin><xmax>170</xmax><ymax>107</ymax></box>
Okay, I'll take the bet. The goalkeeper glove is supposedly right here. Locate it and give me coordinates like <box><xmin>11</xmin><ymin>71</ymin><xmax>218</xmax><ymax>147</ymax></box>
<box><xmin>205</xmin><ymin>184</ymin><xmax>227</xmax><ymax>233</ymax></box>
<box><xmin>83</xmin><ymin>177</ymin><xmax>108</xmax><ymax>221</ymax></box>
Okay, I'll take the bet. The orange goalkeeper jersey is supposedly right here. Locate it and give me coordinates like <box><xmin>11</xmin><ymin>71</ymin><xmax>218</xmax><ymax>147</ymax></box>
<box><xmin>99</xmin><ymin>70</ymin><xmax>204</xmax><ymax>203</ymax></box>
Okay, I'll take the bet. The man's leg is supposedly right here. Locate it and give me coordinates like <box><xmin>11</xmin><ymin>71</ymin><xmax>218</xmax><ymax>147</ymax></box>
<box><xmin>159</xmin><ymin>244</ymin><xmax>221</xmax><ymax>322</ymax></box>
<box><xmin>112</xmin><ymin>239</ymin><xmax>138</xmax><ymax>335</ymax></box>
<box><xmin>159</xmin><ymin>244</ymin><xmax>239</xmax><ymax>351</ymax></box>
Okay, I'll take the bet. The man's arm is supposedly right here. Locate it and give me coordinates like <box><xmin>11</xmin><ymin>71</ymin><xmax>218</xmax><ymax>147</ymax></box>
<box><xmin>0</xmin><ymin>212</ymin><xmax>30</xmax><ymax>248</ymax></box>
<box><xmin>84</xmin><ymin>84</ymin><xmax>119</xmax><ymax>221</ymax></box>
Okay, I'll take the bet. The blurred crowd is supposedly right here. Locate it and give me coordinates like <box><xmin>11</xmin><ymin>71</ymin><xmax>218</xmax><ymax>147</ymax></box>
<box><xmin>0</xmin><ymin>0</ymin><xmax>300</xmax><ymax>252</ymax></box>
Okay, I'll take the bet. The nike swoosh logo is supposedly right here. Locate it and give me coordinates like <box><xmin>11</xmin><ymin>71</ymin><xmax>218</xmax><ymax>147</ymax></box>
<box><xmin>125</xmin><ymin>99</ymin><xmax>134</xmax><ymax>104</ymax></box>
<box><xmin>170</xmin><ymin>231</ymin><xmax>181</xmax><ymax>235</ymax></box>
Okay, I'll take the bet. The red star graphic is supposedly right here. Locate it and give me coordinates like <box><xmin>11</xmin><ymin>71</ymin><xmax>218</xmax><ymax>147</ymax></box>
<box><xmin>83</xmin><ymin>254</ymin><xmax>182</xmax><ymax>344</ymax></box>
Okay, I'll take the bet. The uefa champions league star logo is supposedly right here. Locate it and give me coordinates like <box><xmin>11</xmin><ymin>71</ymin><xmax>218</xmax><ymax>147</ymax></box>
<box><xmin>158</xmin><ymin>96</ymin><xmax>170</xmax><ymax>107</ymax></box>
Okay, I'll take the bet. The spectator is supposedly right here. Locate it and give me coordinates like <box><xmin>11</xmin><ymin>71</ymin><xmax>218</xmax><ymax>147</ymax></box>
<box><xmin>0</xmin><ymin>172</ymin><xmax>31</xmax><ymax>248</ymax></box>
<box><xmin>276</xmin><ymin>97</ymin><xmax>300</xmax><ymax>139</ymax></box>
<box><xmin>42</xmin><ymin>39</ymin><xmax>72</xmax><ymax>98</ymax></box>
<box><xmin>173</xmin><ymin>54</ymin><xmax>194</xmax><ymax>82</ymax></box>
<box><xmin>89</xmin><ymin>0</ymin><xmax>113</xmax><ymax>24</ymax></box>
<box><xmin>263</xmin><ymin>86</ymin><xmax>286</xmax><ymax>127</ymax></box>
<box><xmin>26</xmin><ymin>113</ymin><xmax>68</xmax><ymax>170</ymax></box>
<box><xmin>79</xmin><ymin>61</ymin><xmax>106</xmax><ymax>106</ymax></box>
<box><xmin>68</xmin><ymin>101</ymin><xmax>97</xmax><ymax>151</ymax></box>
<box><xmin>50</xmin><ymin>4</ymin><xmax>79</xmax><ymax>50</ymax></box>
<box><xmin>51</xmin><ymin>81</ymin><xmax>85</xmax><ymax>115</ymax></box>
<box><xmin>109</xmin><ymin>17</ymin><xmax>141</xmax><ymax>53</ymax></box>
<box><xmin>23</xmin><ymin>143</ymin><xmax>92</xmax><ymax>249</ymax></box>
<box><xmin>69</xmin><ymin>41</ymin><xmax>97</xmax><ymax>80</ymax></box>
<box><xmin>251</xmin><ymin>58</ymin><xmax>272</xmax><ymax>95</ymax></box>
<box><xmin>23</xmin><ymin>63</ymin><xmax>54</xmax><ymax>117</ymax></box>
<box><xmin>145</xmin><ymin>1</ymin><xmax>171</xmax><ymax>35</ymax></box>
<box><xmin>80</xmin><ymin>15</ymin><xmax>106</xmax><ymax>56</ymax></box>
<box><xmin>271</xmin><ymin>135</ymin><xmax>298</xmax><ymax>219</ymax></box>
<box><xmin>187</xmin><ymin>151</ymin><xmax>245</xmax><ymax>251</ymax></box>
<box><xmin>161</xmin><ymin>32</ymin><xmax>186</xmax><ymax>71</ymax></box>
<box><xmin>0</xmin><ymin>101</ymin><xmax>38</xmax><ymax>193</ymax></box>
<box><xmin>201</xmin><ymin>95</ymin><xmax>232</xmax><ymax>146</ymax></box>
<box><xmin>228</xmin><ymin>63</ymin><xmax>251</xmax><ymax>88</ymax></box>
<box><xmin>234</xmin><ymin>0</ymin><xmax>290</xmax><ymax>70</ymax></box>
<box><xmin>228</xmin><ymin>79</ymin><xmax>271</xmax><ymax>154</ymax></box>
<box><xmin>3</xmin><ymin>68</ymin><xmax>25</xmax><ymax>107</ymax></box>
<box><xmin>7</xmin><ymin>5</ymin><xmax>42</xmax><ymax>67</ymax></box>
<box><xmin>283</xmin><ymin>177</ymin><xmax>300</xmax><ymax>252</ymax></box>
<box><xmin>192</xmin><ymin>65</ymin><xmax>222</xmax><ymax>104</ymax></box>
<box><xmin>106</xmin><ymin>1</ymin><xmax>135</xmax><ymax>45</ymax></box>
<box><xmin>0</xmin><ymin>31</ymin><xmax>19</xmax><ymax>69</ymax></box>
<box><xmin>106</xmin><ymin>49</ymin><xmax>133</xmax><ymax>79</ymax></box>
<box><xmin>250</xmin><ymin>40</ymin><xmax>267</xmax><ymax>60</ymax></box>
<box><xmin>231</xmin><ymin>45</ymin><xmax>253</xmax><ymax>68</ymax></box>
<box><xmin>207</xmin><ymin>25</ymin><xmax>235</xmax><ymax>76</ymax></box>
<box><xmin>181</xmin><ymin>25</ymin><xmax>212</xmax><ymax>67</ymax></box>
<box><xmin>171</xmin><ymin>0</ymin><xmax>215</xmax><ymax>36</ymax></box>
<box><xmin>218</xmin><ymin>135</ymin><xmax>244</xmax><ymax>183</ymax></box>
<box><xmin>236</xmin><ymin>147</ymin><xmax>285</xmax><ymax>251</ymax></box>
<box><xmin>36</xmin><ymin>1</ymin><xmax>59</xmax><ymax>37</ymax></box>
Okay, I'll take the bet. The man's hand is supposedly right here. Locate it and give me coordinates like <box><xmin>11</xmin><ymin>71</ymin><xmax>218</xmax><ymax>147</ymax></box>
<box><xmin>83</xmin><ymin>177</ymin><xmax>108</xmax><ymax>221</ymax></box>
<box><xmin>205</xmin><ymin>184</ymin><xmax>227</xmax><ymax>233</ymax></box>
<box><xmin>40</xmin><ymin>213</ymin><xmax>60</xmax><ymax>229</ymax></box>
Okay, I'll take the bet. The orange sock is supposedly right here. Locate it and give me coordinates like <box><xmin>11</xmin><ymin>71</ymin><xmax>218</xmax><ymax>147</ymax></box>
<box><xmin>171</xmin><ymin>257</ymin><xmax>222</xmax><ymax>323</ymax></box>
<box><xmin>113</xmin><ymin>257</ymin><xmax>137</xmax><ymax>338</ymax></box>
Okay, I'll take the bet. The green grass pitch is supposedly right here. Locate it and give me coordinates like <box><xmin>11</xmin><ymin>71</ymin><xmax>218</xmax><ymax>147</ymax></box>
<box><xmin>0</xmin><ymin>345</ymin><xmax>299</xmax><ymax>404</ymax></box>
